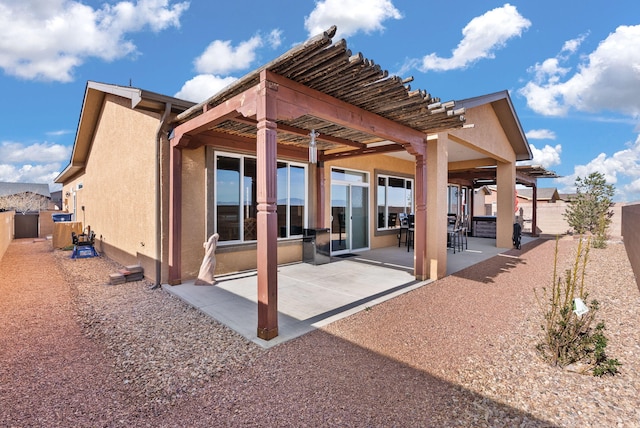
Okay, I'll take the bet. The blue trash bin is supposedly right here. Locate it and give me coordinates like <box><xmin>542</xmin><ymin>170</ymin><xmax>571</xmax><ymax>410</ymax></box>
<box><xmin>52</xmin><ymin>213</ymin><xmax>72</xmax><ymax>222</ymax></box>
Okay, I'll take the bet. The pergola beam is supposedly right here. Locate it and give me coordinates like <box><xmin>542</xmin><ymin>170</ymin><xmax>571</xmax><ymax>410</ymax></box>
<box><xmin>231</xmin><ymin>117</ymin><xmax>367</xmax><ymax>149</ymax></box>
<box><xmin>266</xmin><ymin>71</ymin><xmax>427</xmax><ymax>149</ymax></box>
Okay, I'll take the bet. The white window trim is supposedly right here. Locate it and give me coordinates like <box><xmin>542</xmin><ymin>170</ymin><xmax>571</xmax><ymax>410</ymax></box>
<box><xmin>213</xmin><ymin>151</ymin><xmax>308</xmax><ymax>244</ymax></box>
<box><xmin>376</xmin><ymin>173</ymin><xmax>414</xmax><ymax>231</ymax></box>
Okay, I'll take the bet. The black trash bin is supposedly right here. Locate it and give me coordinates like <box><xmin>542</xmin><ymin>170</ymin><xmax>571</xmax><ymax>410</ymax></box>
<box><xmin>302</xmin><ymin>228</ymin><xmax>330</xmax><ymax>265</ymax></box>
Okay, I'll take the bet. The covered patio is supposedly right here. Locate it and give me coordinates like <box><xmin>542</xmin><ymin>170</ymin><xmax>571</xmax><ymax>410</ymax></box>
<box><xmin>164</xmin><ymin>235</ymin><xmax>537</xmax><ymax>347</ymax></box>
<box><xmin>168</xmin><ymin>26</ymin><xmax>528</xmax><ymax>340</ymax></box>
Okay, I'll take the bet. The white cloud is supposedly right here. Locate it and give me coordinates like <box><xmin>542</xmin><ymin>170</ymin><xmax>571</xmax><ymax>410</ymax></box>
<box><xmin>194</xmin><ymin>36</ymin><xmax>263</xmax><ymax>75</ymax></box>
<box><xmin>267</xmin><ymin>29</ymin><xmax>283</xmax><ymax>49</ymax></box>
<box><xmin>519</xmin><ymin>143</ymin><xmax>562</xmax><ymax>169</ymax></box>
<box><xmin>180</xmin><ymin>29</ymin><xmax>282</xmax><ymax>102</ymax></box>
<box><xmin>0</xmin><ymin>141</ymin><xmax>71</xmax><ymax>163</ymax></box>
<box><xmin>623</xmin><ymin>179</ymin><xmax>640</xmax><ymax>201</ymax></box>
<box><xmin>526</xmin><ymin>129</ymin><xmax>556</xmax><ymax>140</ymax></box>
<box><xmin>561</xmin><ymin>33</ymin><xmax>588</xmax><ymax>55</ymax></box>
<box><xmin>520</xmin><ymin>25</ymin><xmax>640</xmax><ymax>117</ymax></box>
<box><xmin>174</xmin><ymin>74</ymin><xmax>238</xmax><ymax>103</ymax></box>
<box><xmin>46</xmin><ymin>129</ymin><xmax>74</xmax><ymax>137</ymax></box>
<box><xmin>556</xmin><ymin>135</ymin><xmax>640</xmax><ymax>201</ymax></box>
<box><xmin>418</xmin><ymin>3</ymin><xmax>531</xmax><ymax>72</ymax></box>
<box><xmin>0</xmin><ymin>0</ymin><xmax>189</xmax><ymax>82</ymax></box>
<box><xmin>304</xmin><ymin>0</ymin><xmax>402</xmax><ymax>40</ymax></box>
<box><xmin>0</xmin><ymin>163</ymin><xmax>64</xmax><ymax>186</ymax></box>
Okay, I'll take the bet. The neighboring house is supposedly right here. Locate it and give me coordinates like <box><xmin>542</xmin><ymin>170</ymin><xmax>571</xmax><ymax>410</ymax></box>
<box><xmin>0</xmin><ymin>182</ymin><xmax>52</xmax><ymax>239</ymax></box>
<box><xmin>0</xmin><ymin>182</ymin><xmax>51</xmax><ymax>212</ymax></box>
<box><xmin>56</xmin><ymin>27</ymin><xmax>537</xmax><ymax>340</ymax></box>
<box><xmin>50</xmin><ymin>190</ymin><xmax>63</xmax><ymax>210</ymax></box>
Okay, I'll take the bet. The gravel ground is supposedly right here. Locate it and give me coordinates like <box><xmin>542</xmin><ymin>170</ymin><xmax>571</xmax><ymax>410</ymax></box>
<box><xmin>1</xmin><ymin>236</ymin><xmax>638</xmax><ymax>427</ymax></box>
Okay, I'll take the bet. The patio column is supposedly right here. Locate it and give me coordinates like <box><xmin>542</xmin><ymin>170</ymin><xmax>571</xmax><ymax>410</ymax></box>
<box><xmin>256</xmin><ymin>71</ymin><xmax>279</xmax><ymax>340</ymax></box>
<box><xmin>426</xmin><ymin>134</ymin><xmax>449</xmax><ymax>279</ymax></box>
<box><xmin>496</xmin><ymin>160</ymin><xmax>516</xmax><ymax>248</ymax></box>
<box><xmin>414</xmin><ymin>152</ymin><xmax>427</xmax><ymax>280</ymax></box>
<box><xmin>168</xmin><ymin>144</ymin><xmax>182</xmax><ymax>285</ymax></box>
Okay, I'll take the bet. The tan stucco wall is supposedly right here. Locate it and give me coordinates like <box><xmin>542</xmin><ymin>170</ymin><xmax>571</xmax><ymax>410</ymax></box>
<box><xmin>215</xmin><ymin>241</ymin><xmax>302</xmax><ymax>274</ymax></box>
<box><xmin>39</xmin><ymin>210</ymin><xmax>57</xmax><ymax>238</ymax></box>
<box><xmin>0</xmin><ymin>210</ymin><xmax>14</xmax><ymax>262</ymax></box>
<box><xmin>180</xmin><ymin>147</ymin><xmax>207</xmax><ymax>279</ymax></box>
<box><xmin>516</xmin><ymin>201</ymin><xmax>623</xmax><ymax>238</ymax></box>
<box><xmin>449</xmin><ymin>104</ymin><xmax>516</xmax><ymax>164</ymax></box>
<box><xmin>61</xmin><ymin>94</ymin><xmax>162</xmax><ymax>278</ymax></box>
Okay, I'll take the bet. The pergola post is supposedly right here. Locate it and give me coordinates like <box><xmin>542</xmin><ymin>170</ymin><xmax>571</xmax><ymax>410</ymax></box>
<box><xmin>256</xmin><ymin>71</ymin><xmax>279</xmax><ymax>340</ymax></box>
<box><xmin>413</xmin><ymin>152</ymin><xmax>427</xmax><ymax>280</ymax></box>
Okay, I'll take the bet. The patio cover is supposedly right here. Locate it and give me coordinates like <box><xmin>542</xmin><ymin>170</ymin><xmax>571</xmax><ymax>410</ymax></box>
<box><xmin>169</xmin><ymin>26</ymin><xmax>467</xmax><ymax>340</ymax></box>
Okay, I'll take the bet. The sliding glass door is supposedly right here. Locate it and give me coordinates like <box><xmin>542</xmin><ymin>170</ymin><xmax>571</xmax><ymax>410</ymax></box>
<box><xmin>330</xmin><ymin>169</ymin><xmax>369</xmax><ymax>254</ymax></box>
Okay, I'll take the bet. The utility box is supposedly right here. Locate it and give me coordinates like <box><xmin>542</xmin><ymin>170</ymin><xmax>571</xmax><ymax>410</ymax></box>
<box><xmin>302</xmin><ymin>228</ymin><xmax>330</xmax><ymax>265</ymax></box>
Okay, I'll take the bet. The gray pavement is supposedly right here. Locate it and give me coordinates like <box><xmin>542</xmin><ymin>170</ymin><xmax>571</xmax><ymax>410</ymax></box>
<box><xmin>163</xmin><ymin>235</ymin><xmax>536</xmax><ymax>348</ymax></box>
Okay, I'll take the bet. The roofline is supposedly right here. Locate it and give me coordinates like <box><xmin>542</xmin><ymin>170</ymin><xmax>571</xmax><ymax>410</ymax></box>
<box><xmin>55</xmin><ymin>81</ymin><xmax>195</xmax><ymax>183</ymax></box>
<box><xmin>0</xmin><ymin>182</ymin><xmax>51</xmax><ymax>198</ymax></box>
<box><xmin>455</xmin><ymin>90</ymin><xmax>533</xmax><ymax>161</ymax></box>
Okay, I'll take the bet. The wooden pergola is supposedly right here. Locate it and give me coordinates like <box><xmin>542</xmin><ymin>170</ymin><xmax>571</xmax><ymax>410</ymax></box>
<box><xmin>168</xmin><ymin>26</ymin><xmax>468</xmax><ymax>340</ymax></box>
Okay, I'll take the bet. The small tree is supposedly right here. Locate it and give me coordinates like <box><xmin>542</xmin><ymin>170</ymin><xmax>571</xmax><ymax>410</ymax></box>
<box><xmin>563</xmin><ymin>172</ymin><xmax>614</xmax><ymax>247</ymax></box>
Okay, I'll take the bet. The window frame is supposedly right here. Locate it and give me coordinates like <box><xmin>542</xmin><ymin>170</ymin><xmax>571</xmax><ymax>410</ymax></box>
<box><xmin>375</xmin><ymin>173</ymin><xmax>414</xmax><ymax>231</ymax></box>
<box><xmin>210</xmin><ymin>150</ymin><xmax>308</xmax><ymax>244</ymax></box>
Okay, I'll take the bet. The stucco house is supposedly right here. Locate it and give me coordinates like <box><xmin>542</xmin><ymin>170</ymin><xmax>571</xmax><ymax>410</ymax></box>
<box><xmin>56</xmin><ymin>27</ymin><xmax>540</xmax><ymax>340</ymax></box>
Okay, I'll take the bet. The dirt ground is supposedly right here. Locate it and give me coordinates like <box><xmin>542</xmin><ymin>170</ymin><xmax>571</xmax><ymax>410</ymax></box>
<box><xmin>1</xmin><ymin>237</ymin><xmax>639</xmax><ymax>427</ymax></box>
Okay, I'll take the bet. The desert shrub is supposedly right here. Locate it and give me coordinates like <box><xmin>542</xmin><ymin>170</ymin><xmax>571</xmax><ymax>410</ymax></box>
<box><xmin>535</xmin><ymin>237</ymin><xmax>620</xmax><ymax>376</ymax></box>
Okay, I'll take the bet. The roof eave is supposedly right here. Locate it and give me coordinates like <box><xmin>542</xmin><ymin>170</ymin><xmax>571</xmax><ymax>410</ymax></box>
<box><xmin>56</xmin><ymin>81</ymin><xmax>195</xmax><ymax>185</ymax></box>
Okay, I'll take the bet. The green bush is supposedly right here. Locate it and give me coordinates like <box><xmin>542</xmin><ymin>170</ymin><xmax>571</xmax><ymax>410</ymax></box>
<box><xmin>535</xmin><ymin>237</ymin><xmax>621</xmax><ymax>376</ymax></box>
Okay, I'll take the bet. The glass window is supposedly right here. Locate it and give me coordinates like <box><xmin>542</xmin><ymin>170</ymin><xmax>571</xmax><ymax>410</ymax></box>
<box><xmin>448</xmin><ymin>185</ymin><xmax>460</xmax><ymax>215</ymax></box>
<box><xmin>213</xmin><ymin>152</ymin><xmax>306</xmax><ymax>242</ymax></box>
<box><xmin>216</xmin><ymin>156</ymin><xmax>240</xmax><ymax>241</ymax></box>
<box><xmin>331</xmin><ymin>168</ymin><xmax>366</xmax><ymax>183</ymax></box>
<box><xmin>376</xmin><ymin>174</ymin><xmax>413</xmax><ymax>230</ymax></box>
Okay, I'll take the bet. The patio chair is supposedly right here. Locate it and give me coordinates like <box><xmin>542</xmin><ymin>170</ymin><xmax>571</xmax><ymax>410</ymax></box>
<box><xmin>388</xmin><ymin>212</ymin><xmax>398</xmax><ymax>228</ymax></box>
<box><xmin>459</xmin><ymin>214</ymin><xmax>469</xmax><ymax>250</ymax></box>
<box><xmin>406</xmin><ymin>214</ymin><xmax>415</xmax><ymax>251</ymax></box>
<box><xmin>447</xmin><ymin>215</ymin><xmax>463</xmax><ymax>253</ymax></box>
<box><xmin>397</xmin><ymin>213</ymin><xmax>408</xmax><ymax>247</ymax></box>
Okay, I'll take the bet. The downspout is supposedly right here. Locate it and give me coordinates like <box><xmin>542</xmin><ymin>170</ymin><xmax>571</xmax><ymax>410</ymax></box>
<box><xmin>154</xmin><ymin>102</ymin><xmax>172</xmax><ymax>288</ymax></box>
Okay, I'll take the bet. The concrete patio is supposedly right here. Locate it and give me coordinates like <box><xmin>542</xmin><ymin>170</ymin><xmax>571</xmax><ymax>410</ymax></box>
<box><xmin>163</xmin><ymin>235</ymin><xmax>536</xmax><ymax>348</ymax></box>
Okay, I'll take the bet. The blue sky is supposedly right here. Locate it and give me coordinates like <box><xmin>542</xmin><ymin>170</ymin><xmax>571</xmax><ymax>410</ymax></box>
<box><xmin>1</xmin><ymin>0</ymin><xmax>639</xmax><ymax>201</ymax></box>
